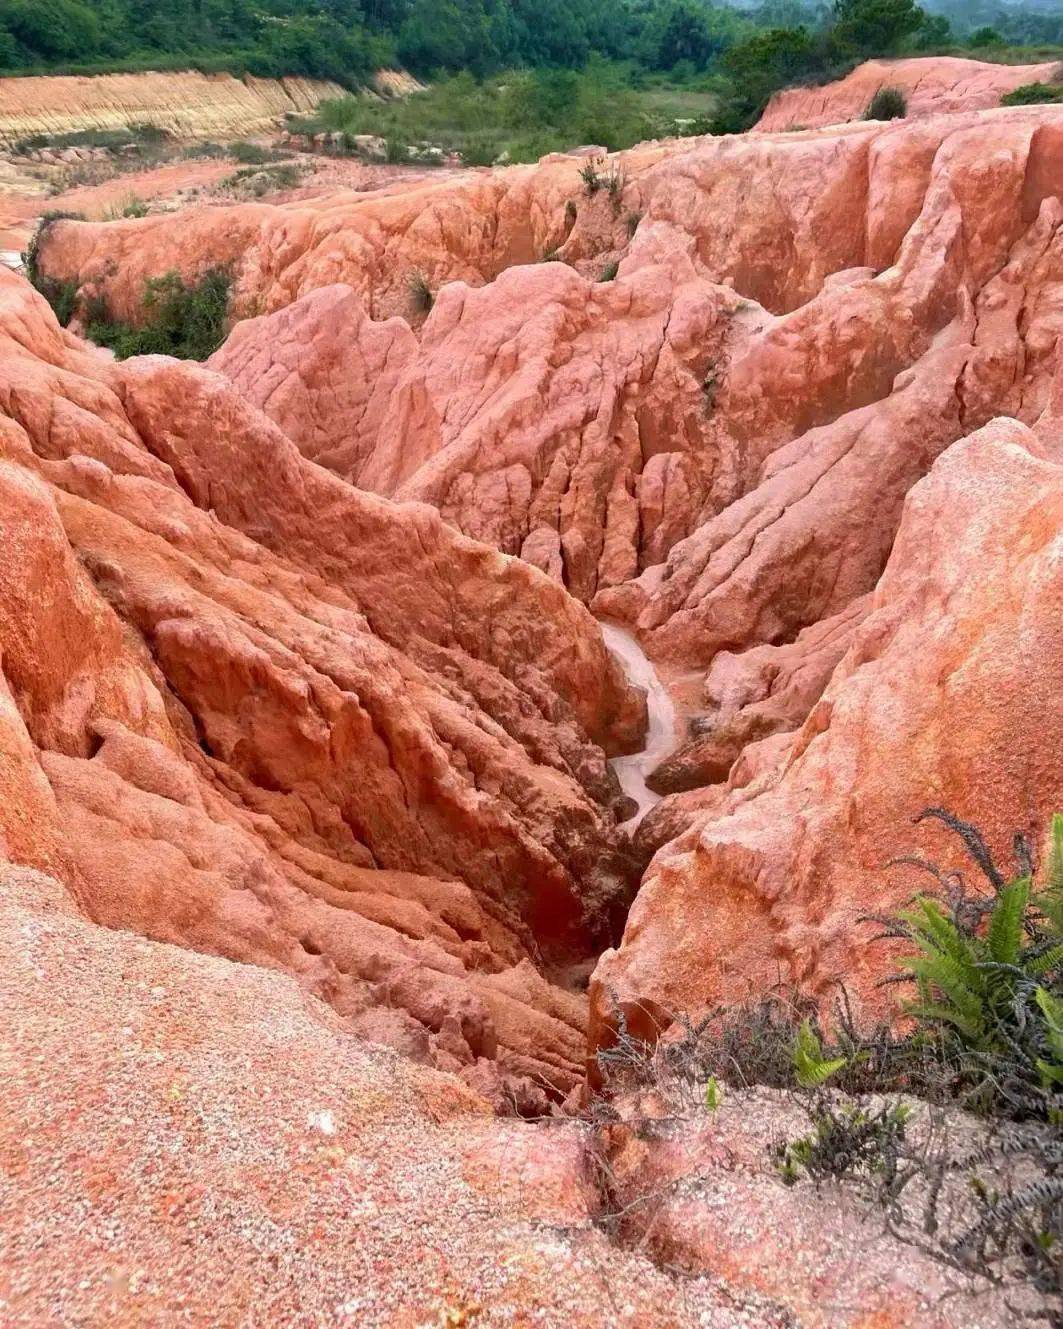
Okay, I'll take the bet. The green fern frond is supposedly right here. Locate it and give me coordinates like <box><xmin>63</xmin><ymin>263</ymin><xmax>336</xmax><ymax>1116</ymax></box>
<box><xmin>903</xmin><ymin>952</ymin><xmax>985</xmax><ymax>1021</ymax></box>
<box><xmin>900</xmin><ymin>899</ymin><xmax>978</xmax><ymax>967</ymax></box>
<box><xmin>1027</xmin><ymin>943</ymin><xmax>1063</xmax><ymax>980</ymax></box>
<box><xmin>792</xmin><ymin>1018</ymin><xmax>848</xmax><ymax>1090</ymax></box>
<box><xmin>1038</xmin><ymin>814</ymin><xmax>1063</xmax><ymax>937</ymax></box>
<box><xmin>1046</xmin><ymin>813</ymin><xmax>1063</xmax><ymax>893</ymax></box>
<box><xmin>987</xmin><ymin>877</ymin><xmax>1031</xmax><ymax>966</ymax></box>
<box><xmin>1036</xmin><ymin>987</ymin><xmax>1063</xmax><ymax>1058</ymax></box>
<box><xmin>1037</xmin><ymin>891</ymin><xmax>1063</xmax><ymax>937</ymax></box>
<box><xmin>904</xmin><ymin>1000</ymin><xmax>986</xmax><ymax>1043</ymax></box>
<box><xmin>1035</xmin><ymin>987</ymin><xmax>1063</xmax><ymax>1090</ymax></box>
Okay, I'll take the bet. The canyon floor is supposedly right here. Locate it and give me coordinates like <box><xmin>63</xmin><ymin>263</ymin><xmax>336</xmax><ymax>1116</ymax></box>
<box><xmin>1</xmin><ymin>56</ymin><xmax>1061</xmax><ymax>1326</ymax></box>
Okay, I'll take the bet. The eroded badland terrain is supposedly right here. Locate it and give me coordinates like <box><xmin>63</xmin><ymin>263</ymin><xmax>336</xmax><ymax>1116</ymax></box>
<box><xmin>1</xmin><ymin>53</ymin><xmax>1062</xmax><ymax>1328</ymax></box>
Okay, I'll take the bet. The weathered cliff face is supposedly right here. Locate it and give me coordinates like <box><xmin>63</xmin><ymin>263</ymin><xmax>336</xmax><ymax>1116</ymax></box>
<box><xmin>0</xmin><ymin>266</ymin><xmax>650</xmax><ymax>1105</ymax></box>
<box><xmin>757</xmin><ymin>55</ymin><xmax>1062</xmax><ymax>132</ymax></box>
<box><xmin>592</xmin><ymin>414</ymin><xmax>1063</xmax><ymax>1041</ymax></box>
<box><xmin>0</xmin><ymin>70</ymin><xmax>344</xmax><ymax>144</ymax></box>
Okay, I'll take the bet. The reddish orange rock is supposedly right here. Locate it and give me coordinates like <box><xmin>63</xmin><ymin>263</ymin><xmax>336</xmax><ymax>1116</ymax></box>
<box><xmin>0</xmin><ymin>267</ymin><xmax>644</xmax><ymax>1096</ymax></box>
<box><xmin>592</xmin><ymin>416</ymin><xmax>1063</xmax><ymax>1042</ymax></box>
<box><xmin>757</xmin><ymin>56</ymin><xmax>1062</xmax><ymax>131</ymax></box>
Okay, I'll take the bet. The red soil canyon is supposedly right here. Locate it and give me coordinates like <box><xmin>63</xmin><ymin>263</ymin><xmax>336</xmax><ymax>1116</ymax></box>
<box><xmin>2</xmin><ymin>58</ymin><xmax>1062</xmax><ymax>1327</ymax></box>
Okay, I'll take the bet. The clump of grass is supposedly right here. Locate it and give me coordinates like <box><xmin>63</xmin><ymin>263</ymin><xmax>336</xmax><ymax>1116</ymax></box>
<box><xmin>104</xmin><ymin>195</ymin><xmax>149</xmax><ymax>220</ymax></box>
<box><xmin>624</xmin><ymin>209</ymin><xmax>643</xmax><ymax>237</ymax></box>
<box><xmin>407</xmin><ymin>269</ymin><xmax>434</xmax><ymax>314</ymax></box>
<box><xmin>219</xmin><ymin>163</ymin><xmax>301</xmax><ymax>198</ymax></box>
<box><xmin>606</xmin><ymin>165</ymin><xmax>626</xmax><ymax>209</ymax></box>
<box><xmin>182</xmin><ymin>141</ymin><xmax>228</xmax><ymax>160</ymax></box>
<box><xmin>1002</xmin><ymin>83</ymin><xmax>1063</xmax><ymax>107</ymax></box>
<box><xmin>598</xmin><ymin>260</ymin><xmax>619</xmax><ymax>282</ymax></box>
<box><xmin>227</xmin><ymin>140</ymin><xmax>280</xmax><ymax>165</ymax></box>
<box><xmin>864</xmin><ymin>87</ymin><xmax>908</xmax><ymax>121</ymax></box>
<box><xmin>579</xmin><ymin>159</ymin><xmax>604</xmax><ymax>194</ymax></box>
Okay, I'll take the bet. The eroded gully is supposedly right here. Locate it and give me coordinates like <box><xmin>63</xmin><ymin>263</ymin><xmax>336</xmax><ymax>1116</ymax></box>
<box><xmin>598</xmin><ymin>621</ymin><xmax>678</xmax><ymax>827</ymax></box>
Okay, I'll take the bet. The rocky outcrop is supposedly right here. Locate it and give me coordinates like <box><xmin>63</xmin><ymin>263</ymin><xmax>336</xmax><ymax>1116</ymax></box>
<box><xmin>28</xmin><ymin>100</ymin><xmax>1063</xmax><ymax>1041</ymax></box>
<box><xmin>757</xmin><ymin>56</ymin><xmax>1062</xmax><ymax>131</ymax></box>
<box><xmin>0</xmin><ymin>267</ymin><xmax>648</xmax><ymax>1102</ymax></box>
<box><xmin>0</xmin><ymin>70</ymin><xmax>343</xmax><ymax>145</ymax></box>
<box><xmin>33</xmin><ymin>144</ymin><xmax>666</xmax><ymax>323</ymax></box>
<box><xmin>208</xmin><ymin>283</ymin><xmax>421</xmax><ymax>485</ymax></box>
<box><xmin>592</xmin><ymin>416</ymin><xmax>1063</xmax><ymax>1041</ymax></box>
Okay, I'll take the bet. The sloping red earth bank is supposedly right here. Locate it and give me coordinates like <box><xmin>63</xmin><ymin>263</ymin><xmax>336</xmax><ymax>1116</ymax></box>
<box><xmin>756</xmin><ymin>54</ymin><xmax>1063</xmax><ymax>132</ymax></box>
<box><xmin>0</xmin><ymin>266</ymin><xmax>650</xmax><ymax>1110</ymax></box>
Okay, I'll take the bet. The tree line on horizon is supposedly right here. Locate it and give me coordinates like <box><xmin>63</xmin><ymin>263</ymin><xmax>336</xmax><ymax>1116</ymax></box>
<box><xmin>1</xmin><ymin>1</ymin><xmax>1062</xmax><ymax>131</ymax></box>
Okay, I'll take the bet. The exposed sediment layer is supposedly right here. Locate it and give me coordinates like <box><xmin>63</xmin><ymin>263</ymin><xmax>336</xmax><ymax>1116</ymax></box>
<box><xmin>0</xmin><ymin>69</ymin><xmax>343</xmax><ymax>144</ymax></box>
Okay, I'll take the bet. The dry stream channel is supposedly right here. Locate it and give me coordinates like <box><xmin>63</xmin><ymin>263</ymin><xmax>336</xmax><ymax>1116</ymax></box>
<box><xmin>598</xmin><ymin>621</ymin><xmax>677</xmax><ymax>826</ymax></box>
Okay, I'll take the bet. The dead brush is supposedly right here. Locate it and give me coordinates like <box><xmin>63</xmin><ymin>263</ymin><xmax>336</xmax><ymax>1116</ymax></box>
<box><xmin>407</xmin><ymin>269</ymin><xmax>434</xmax><ymax>314</ymax></box>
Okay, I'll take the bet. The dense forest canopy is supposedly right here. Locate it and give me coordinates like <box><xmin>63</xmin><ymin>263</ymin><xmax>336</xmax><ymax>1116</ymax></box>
<box><xmin>0</xmin><ymin>0</ymin><xmax>1059</xmax><ymax>85</ymax></box>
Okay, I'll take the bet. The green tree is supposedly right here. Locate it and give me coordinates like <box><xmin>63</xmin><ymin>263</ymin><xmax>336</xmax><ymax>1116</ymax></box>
<box><xmin>640</xmin><ymin>1</ymin><xmax>726</xmax><ymax>71</ymax></box>
<box><xmin>715</xmin><ymin>25</ymin><xmax>818</xmax><ymax>130</ymax></box>
<box><xmin>3</xmin><ymin>0</ymin><xmax>102</xmax><ymax>60</ymax></box>
<box><xmin>829</xmin><ymin>0</ymin><xmax>927</xmax><ymax>60</ymax></box>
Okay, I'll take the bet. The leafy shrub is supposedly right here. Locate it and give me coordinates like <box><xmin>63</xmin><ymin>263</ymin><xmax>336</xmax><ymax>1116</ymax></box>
<box><xmin>38</xmin><ymin>277</ymin><xmax>79</xmax><ymax>327</ymax></box>
<box><xmin>865</xmin><ymin>87</ymin><xmax>908</xmax><ymax>121</ymax></box>
<box><xmin>598</xmin><ymin>261</ymin><xmax>620</xmax><ymax>283</ymax></box>
<box><xmin>1002</xmin><ymin>83</ymin><xmax>1063</xmax><ymax>107</ymax></box>
<box><xmin>83</xmin><ymin>267</ymin><xmax>231</xmax><ymax>361</ymax></box>
<box><xmin>883</xmin><ymin>809</ymin><xmax>1063</xmax><ymax>1119</ymax></box>
<box><xmin>227</xmin><ymin>140</ymin><xmax>278</xmax><ymax>165</ymax></box>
